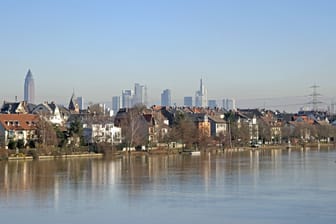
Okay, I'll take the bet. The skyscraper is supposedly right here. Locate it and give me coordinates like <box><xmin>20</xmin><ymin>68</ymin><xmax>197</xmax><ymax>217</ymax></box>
<box><xmin>77</xmin><ymin>96</ymin><xmax>85</xmax><ymax>110</ymax></box>
<box><xmin>161</xmin><ymin>89</ymin><xmax>171</xmax><ymax>107</ymax></box>
<box><xmin>195</xmin><ymin>78</ymin><xmax>207</xmax><ymax>107</ymax></box>
<box><xmin>223</xmin><ymin>98</ymin><xmax>236</xmax><ymax>111</ymax></box>
<box><xmin>184</xmin><ymin>96</ymin><xmax>193</xmax><ymax>107</ymax></box>
<box><xmin>24</xmin><ymin>69</ymin><xmax>35</xmax><ymax>104</ymax></box>
<box><xmin>134</xmin><ymin>83</ymin><xmax>147</xmax><ymax>106</ymax></box>
<box><xmin>122</xmin><ymin>89</ymin><xmax>134</xmax><ymax>108</ymax></box>
<box><xmin>208</xmin><ymin>100</ymin><xmax>217</xmax><ymax>109</ymax></box>
<box><xmin>112</xmin><ymin>96</ymin><xmax>122</xmax><ymax>113</ymax></box>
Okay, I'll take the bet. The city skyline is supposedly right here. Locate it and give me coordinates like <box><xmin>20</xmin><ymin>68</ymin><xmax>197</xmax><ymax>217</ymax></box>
<box><xmin>2</xmin><ymin>69</ymin><xmax>335</xmax><ymax>113</ymax></box>
<box><xmin>0</xmin><ymin>0</ymin><xmax>335</xmax><ymax>112</ymax></box>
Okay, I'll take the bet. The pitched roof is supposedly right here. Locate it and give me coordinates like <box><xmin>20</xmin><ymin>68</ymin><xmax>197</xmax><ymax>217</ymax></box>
<box><xmin>208</xmin><ymin>115</ymin><xmax>226</xmax><ymax>123</ymax></box>
<box><xmin>69</xmin><ymin>92</ymin><xmax>79</xmax><ymax>112</ymax></box>
<box><xmin>1</xmin><ymin>102</ymin><xmax>20</xmax><ymax>113</ymax></box>
<box><xmin>238</xmin><ymin>109</ymin><xmax>263</xmax><ymax>119</ymax></box>
<box><xmin>0</xmin><ymin>114</ymin><xmax>39</xmax><ymax>131</ymax></box>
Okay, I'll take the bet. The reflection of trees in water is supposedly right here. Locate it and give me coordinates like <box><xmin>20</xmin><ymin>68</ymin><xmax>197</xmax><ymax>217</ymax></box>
<box><xmin>0</xmin><ymin>149</ymin><xmax>329</xmax><ymax>203</ymax></box>
<box><xmin>0</xmin><ymin>159</ymin><xmax>103</xmax><ymax>202</ymax></box>
<box><xmin>0</xmin><ymin>160</ymin><xmax>57</xmax><ymax>200</ymax></box>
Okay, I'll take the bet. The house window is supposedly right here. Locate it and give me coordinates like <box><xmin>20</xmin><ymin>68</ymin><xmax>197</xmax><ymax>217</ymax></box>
<box><xmin>8</xmin><ymin>131</ymin><xmax>15</xmax><ymax>138</ymax></box>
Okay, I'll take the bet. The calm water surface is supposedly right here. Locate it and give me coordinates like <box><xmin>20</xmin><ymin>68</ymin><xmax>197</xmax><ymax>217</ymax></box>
<box><xmin>1</xmin><ymin>148</ymin><xmax>336</xmax><ymax>224</ymax></box>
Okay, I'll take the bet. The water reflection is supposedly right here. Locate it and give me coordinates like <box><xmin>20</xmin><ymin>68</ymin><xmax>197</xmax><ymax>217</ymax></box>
<box><xmin>0</xmin><ymin>148</ymin><xmax>335</xmax><ymax>223</ymax></box>
<box><xmin>0</xmin><ymin>149</ymin><xmax>332</xmax><ymax>200</ymax></box>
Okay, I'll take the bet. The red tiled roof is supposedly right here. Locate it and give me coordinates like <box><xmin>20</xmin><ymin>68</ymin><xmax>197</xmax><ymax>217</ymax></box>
<box><xmin>0</xmin><ymin>114</ymin><xmax>39</xmax><ymax>131</ymax></box>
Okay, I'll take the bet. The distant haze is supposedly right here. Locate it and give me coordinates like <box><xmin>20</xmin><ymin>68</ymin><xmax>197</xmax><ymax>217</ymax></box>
<box><xmin>1</xmin><ymin>0</ymin><xmax>335</xmax><ymax>113</ymax></box>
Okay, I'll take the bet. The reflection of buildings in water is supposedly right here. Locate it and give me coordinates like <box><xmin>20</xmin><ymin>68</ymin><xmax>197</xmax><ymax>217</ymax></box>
<box><xmin>89</xmin><ymin>158</ymin><xmax>123</xmax><ymax>199</ymax></box>
<box><xmin>0</xmin><ymin>160</ymin><xmax>57</xmax><ymax>202</ymax></box>
<box><xmin>203</xmin><ymin>153</ymin><xmax>211</xmax><ymax>193</ymax></box>
<box><xmin>271</xmin><ymin>149</ymin><xmax>282</xmax><ymax>174</ymax></box>
<box><xmin>250</xmin><ymin>150</ymin><xmax>260</xmax><ymax>187</ymax></box>
<box><xmin>0</xmin><ymin>159</ymin><xmax>119</xmax><ymax>206</ymax></box>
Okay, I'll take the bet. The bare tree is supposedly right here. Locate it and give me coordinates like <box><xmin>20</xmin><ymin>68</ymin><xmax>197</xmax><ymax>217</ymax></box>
<box><xmin>197</xmin><ymin>128</ymin><xmax>211</xmax><ymax>151</ymax></box>
<box><xmin>120</xmin><ymin>106</ymin><xmax>147</xmax><ymax>150</ymax></box>
<box><xmin>158</xmin><ymin>127</ymin><xmax>173</xmax><ymax>151</ymax></box>
<box><xmin>259</xmin><ymin>120</ymin><xmax>271</xmax><ymax>144</ymax></box>
<box><xmin>281</xmin><ymin>125</ymin><xmax>292</xmax><ymax>143</ymax></box>
<box><xmin>231</xmin><ymin>121</ymin><xmax>250</xmax><ymax>146</ymax></box>
<box><xmin>316</xmin><ymin>124</ymin><xmax>334</xmax><ymax>142</ymax></box>
<box><xmin>36</xmin><ymin>117</ymin><xmax>57</xmax><ymax>147</ymax></box>
<box><xmin>172</xmin><ymin>113</ymin><xmax>197</xmax><ymax>149</ymax></box>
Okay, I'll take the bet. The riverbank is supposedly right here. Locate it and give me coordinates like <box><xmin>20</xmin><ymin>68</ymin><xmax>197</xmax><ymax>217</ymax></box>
<box><xmin>2</xmin><ymin>143</ymin><xmax>335</xmax><ymax>161</ymax></box>
<box><xmin>4</xmin><ymin>153</ymin><xmax>104</xmax><ymax>161</ymax></box>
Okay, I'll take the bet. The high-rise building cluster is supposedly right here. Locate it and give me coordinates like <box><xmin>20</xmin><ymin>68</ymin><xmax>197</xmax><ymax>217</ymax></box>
<box><xmin>20</xmin><ymin>70</ymin><xmax>237</xmax><ymax>113</ymax></box>
<box><xmin>112</xmin><ymin>83</ymin><xmax>148</xmax><ymax>113</ymax></box>
<box><xmin>159</xmin><ymin>79</ymin><xmax>236</xmax><ymax>111</ymax></box>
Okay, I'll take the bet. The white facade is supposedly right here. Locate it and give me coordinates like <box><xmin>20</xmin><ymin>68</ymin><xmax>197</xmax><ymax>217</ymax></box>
<box><xmin>84</xmin><ymin>123</ymin><xmax>122</xmax><ymax>144</ymax></box>
<box><xmin>0</xmin><ymin>114</ymin><xmax>38</xmax><ymax>148</ymax></box>
<box><xmin>32</xmin><ymin>102</ymin><xmax>64</xmax><ymax>126</ymax></box>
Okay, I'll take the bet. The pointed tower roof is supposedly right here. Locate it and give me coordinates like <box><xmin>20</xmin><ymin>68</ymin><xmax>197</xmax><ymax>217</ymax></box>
<box><xmin>26</xmin><ymin>69</ymin><xmax>33</xmax><ymax>78</ymax></box>
<box><xmin>68</xmin><ymin>91</ymin><xmax>79</xmax><ymax>113</ymax></box>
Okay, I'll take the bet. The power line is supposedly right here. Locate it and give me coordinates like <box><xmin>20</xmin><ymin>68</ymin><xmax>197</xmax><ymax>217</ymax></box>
<box><xmin>307</xmin><ymin>84</ymin><xmax>323</xmax><ymax>111</ymax></box>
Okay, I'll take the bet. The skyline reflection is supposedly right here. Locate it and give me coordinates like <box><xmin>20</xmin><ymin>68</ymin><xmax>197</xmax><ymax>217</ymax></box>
<box><xmin>1</xmin><ymin>148</ymin><xmax>332</xmax><ymax>204</ymax></box>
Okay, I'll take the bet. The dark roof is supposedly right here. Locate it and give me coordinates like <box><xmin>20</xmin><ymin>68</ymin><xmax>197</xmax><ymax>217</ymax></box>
<box><xmin>189</xmin><ymin>113</ymin><xmax>207</xmax><ymax>122</ymax></box>
<box><xmin>0</xmin><ymin>101</ymin><xmax>34</xmax><ymax>114</ymax></box>
<box><xmin>238</xmin><ymin>109</ymin><xmax>263</xmax><ymax>119</ymax></box>
<box><xmin>208</xmin><ymin>115</ymin><xmax>226</xmax><ymax>123</ymax></box>
<box><xmin>1</xmin><ymin>102</ymin><xmax>20</xmax><ymax>113</ymax></box>
<box><xmin>68</xmin><ymin>93</ymin><xmax>78</xmax><ymax>111</ymax></box>
<box><xmin>48</xmin><ymin>102</ymin><xmax>57</xmax><ymax>113</ymax></box>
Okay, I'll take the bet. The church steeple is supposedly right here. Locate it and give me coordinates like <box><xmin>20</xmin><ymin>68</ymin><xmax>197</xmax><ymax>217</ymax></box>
<box><xmin>68</xmin><ymin>90</ymin><xmax>79</xmax><ymax>113</ymax></box>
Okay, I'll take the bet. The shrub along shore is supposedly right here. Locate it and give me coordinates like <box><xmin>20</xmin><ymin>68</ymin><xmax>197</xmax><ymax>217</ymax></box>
<box><xmin>1</xmin><ymin>142</ymin><xmax>334</xmax><ymax>161</ymax></box>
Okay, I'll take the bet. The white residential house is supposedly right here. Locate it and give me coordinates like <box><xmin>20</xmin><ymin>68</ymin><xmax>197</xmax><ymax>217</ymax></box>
<box><xmin>32</xmin><ymin>102</ymin><xmax>64</xmax><ymax>126</ymax></box>
<box><xmin>208</xmin><ymin>115</ymin><xmax>227</xmax><ymax>137</ymax></box>
<box><xmin>249</xmin><ymin>115</ymin><xmax>259</xmax><ymax>142</ymax></box>
<box><xmin>83</xmin><ymin>123</ymin><xmax>122</xmax><ymax>145</ymax></box>
<box><xmin>0</xmin><ymin>114</ymin><xmax>39</xmax><ymax>148</ymax></box>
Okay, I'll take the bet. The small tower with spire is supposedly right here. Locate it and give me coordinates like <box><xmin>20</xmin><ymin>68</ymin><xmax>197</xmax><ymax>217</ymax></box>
<box><xmin>68</xmin><ymin>90</ymin><xmax>79</xmax><ymax>113</ymax></box>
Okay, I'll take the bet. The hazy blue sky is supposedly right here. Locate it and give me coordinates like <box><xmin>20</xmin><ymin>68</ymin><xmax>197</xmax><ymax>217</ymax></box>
<box><xmin>0</xmin><ymin>0</ymin><xmax>335</xmax><ymax>111</ymax></box>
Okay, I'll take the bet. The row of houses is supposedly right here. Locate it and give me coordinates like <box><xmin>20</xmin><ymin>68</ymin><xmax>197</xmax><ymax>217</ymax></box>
<box><xmin>1</xmin><ymin>99</ymin><xmax>335</xmax><ymax>150</ymax></box>
<box><xmin>0</xmin><ymin>99</ymin><xmax>122</xmax><ymax>149</ymax></box>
